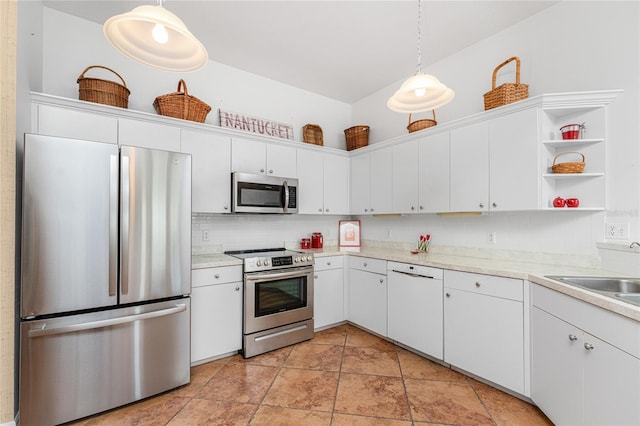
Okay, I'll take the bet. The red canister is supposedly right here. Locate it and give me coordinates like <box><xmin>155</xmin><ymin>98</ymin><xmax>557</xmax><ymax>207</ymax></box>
<box><xmin>311</xmin><ymin>232</ymin><xmax>323</xmax><ymax>249</ymax></box>
<box><xmin>300</xmin><ymin>238</ymin><xmax>311</xmax><ymax>249</ymax></box>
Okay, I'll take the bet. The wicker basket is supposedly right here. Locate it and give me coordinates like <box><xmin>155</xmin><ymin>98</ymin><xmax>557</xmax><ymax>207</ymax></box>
<box><xmin>407</xmin><ymin>110</ymin><xmax>437</xmax><ymax>133</ymax></box>
<box><xmin>552</xmin><ymin>151</ymin><xmax>585</xmax><ymax>174</ymax></box>
<box><xmin>344</xmin><ymin>126</ymin><xmax>369</xmax><ymax>151</ymax></box>
<box><xmin>77</xmin><ymin>65</ymin><xmax>130</xmax><ymax>108</ymax></box>
<box><xmin>483</xmin><ymin>56</ymin><xmax>529</xmax><ymax>110</ymax></box>
<box><xmin>302</xmin><ymin>124</ymin><xmax>324</xmax><ymax>146</ymax></box>
<box><xmin>153</xmin><ymin>79</ymin><xmax>211</xmax><ymax>123</ymax></box>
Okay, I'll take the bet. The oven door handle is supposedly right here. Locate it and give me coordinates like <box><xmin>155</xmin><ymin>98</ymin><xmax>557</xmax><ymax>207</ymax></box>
<box><xmin>246</xmin><ymin>268</ymin><xmax>311</xmax><ymax>282</ymax></box>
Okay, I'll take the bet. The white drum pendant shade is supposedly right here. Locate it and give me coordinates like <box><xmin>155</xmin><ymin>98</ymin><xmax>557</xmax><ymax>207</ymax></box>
<box><xmin>104</xmin><ymin>5</ymin><xmax>208</xmax><ymax>72</ymax></box>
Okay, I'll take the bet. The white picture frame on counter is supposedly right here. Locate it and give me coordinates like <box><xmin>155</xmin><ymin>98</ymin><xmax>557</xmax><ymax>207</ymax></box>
<box><xmin>339</xmin><ymin>220</ymin><xmax>361</xmax><ymax>248</ymax></box>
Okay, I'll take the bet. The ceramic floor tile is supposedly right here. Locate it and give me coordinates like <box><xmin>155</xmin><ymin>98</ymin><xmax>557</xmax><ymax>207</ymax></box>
<box><xmin>166</xmin><ymin>398</ymin><xmax>257</xmax><ymax>425</ymax></box>
<box><xmin>341</xmin><ymin>346</ymin><xmax>402</xmax><ymax>377</ymax></box>
<box><xmin>195</xmin><ymin>363</ymin><xmax>278</xmax><ymax>404</ymax></box>
<box><xmin>250</xmin><ymin>405</ymin><xmax>332</xmax><ymax>425</ymax></box>
<box><xmin>345</xmin><ymin>327</ymin><xmax>396</xmax><ymax>350</ymax></box>
<box><xmin>227</xmin><ymin>345</ymin><xmax>293</xmax><ymax>367</ymax></box>
<box><xmin>404</xmin><ymin>378</ymin><xmax>494</xmax><ymax>426</ymax></box>
<box><xmin>312</xmin><ymin>325</ymin><xmax>348</xmax><ymax>346</ymax></box>
<box><xmin>262</xmin><ymin>367</ymin><xmax>339</xmax><ymax>411</ymax></box>
<box><xmin>171</xmin><ymin>358</ymin><xmax>228</xmax><ymax>398</ymax></box>
<box><xmin>468</xmin><ymin>378</ymin><xmax>553</xmax><ymax>426</ymax></box>
<box><xmin>397</xmin><ymin>349</ymin><xmax>467</xmax><ymax>383</ymax></box>
<box><xmin>284</xmin><ymin>341</ymin><xmax>344</xmax><ymax>371</ymax></box>
<box><xmin>334</xmin><ymin>373</ymin><xmax>411</xmax><ymax>420</ymax></box>
<box><xmin>72</xmin><ymin>394</ymin><xmax>189</xmax><ymax>426</ymax></box>
<box><xmin>331</xmin><ymin>413</ymin><xmax>414</xmax><ymax>425</ymax></box>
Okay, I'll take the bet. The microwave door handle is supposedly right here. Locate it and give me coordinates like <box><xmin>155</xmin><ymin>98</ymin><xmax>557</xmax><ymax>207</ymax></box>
<box><xmin>283</xmin><ymin>180</ymin><xmax>289</xmax><ymax>213</ymax></box>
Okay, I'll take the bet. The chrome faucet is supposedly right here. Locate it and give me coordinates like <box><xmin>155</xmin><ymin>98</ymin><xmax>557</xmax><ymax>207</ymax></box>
<box><xmin>630</xmin><ymin>241</ymin><xmax>640</xmax><ymax>249</ymax></box>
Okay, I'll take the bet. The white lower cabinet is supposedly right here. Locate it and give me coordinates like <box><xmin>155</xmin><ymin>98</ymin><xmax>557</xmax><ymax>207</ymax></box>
<box><xmin>313</xmin><ymin>256</ymin><xmax>345</xmax><ymax>329</ymax></box>
<box><xmin>532</xmin><ymin>284</ymin><xmax>640</xmax><ymax>425</ymax></box>
<box><xmin>347</xmin><ymin>257</ymin><xmax>387</xmax><ymax>336</ymax></box>
<box><xmin>191</xmin><ymin>265</ymin><xmax>243</xmax><ymax>364</ymax></box>
<box><xmin>387</xmin><ymin>262</ymin><xmax>443</xmax><ymax>359</ymax></box>
<box><xmin>443</xmin><ymin>270</ymin><xmax>525</xmax><ymax>395</ymax></box>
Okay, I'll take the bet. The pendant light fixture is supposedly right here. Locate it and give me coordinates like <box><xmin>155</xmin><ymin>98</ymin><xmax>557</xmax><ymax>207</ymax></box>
<box><xmin>387</xmin><ymin>0</ymin><xmax>454</xmax><ymax>113</ymax></box>
<box><xmin>104</xmin><ymin>0</ymin><xmax>208</xmax><ymax>72</ymax></box>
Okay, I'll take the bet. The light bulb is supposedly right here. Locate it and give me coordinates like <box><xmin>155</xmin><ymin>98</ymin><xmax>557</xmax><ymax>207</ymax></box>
<box><xmin>152</xmin><ymin>23</ymin><xmax>168</xmax><ymax>44</ymax></box>
<box><xmin>414</xmin><ymin>87</ymin><xmax>426</xmax><ymax>97</ymax></box>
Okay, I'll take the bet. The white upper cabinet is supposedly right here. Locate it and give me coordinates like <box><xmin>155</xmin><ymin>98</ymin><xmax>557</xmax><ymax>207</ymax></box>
<box><xmin>392</xmin><ymin>140</ymin><xmax>419</xmax><ymax>213</ymax></box>
<box><xmin>418</xmin><ymin>131</ymin><xmax>450</xmax><ymax>213</ymax></box>
<box><xmin>34</xmin><ymin>103</ymin><xmax>118</xmax><ymax>144</ymax></box>
<box><xmin>296</xmin><ymin>149</ymin><xmax>349</xmax><ymax>215</ymax></box>
<box><xmin>369</xmin><ymin>147</ymin><xmax>393</xmax><ymax>214</ymax></box>
<box><xmin>450</xmin><ymin>121</ymin><xmax>490</xmax><ymax>212</ymax></box>
<box><xmin>181</xmin><ymin>129</ymin><xmax>231</xmax><ymax>213</ymax></box>
<box><xmin>118</xmin><ymin>117</ymin><xmax>181</xmax><ymax>151</ymax></box>
<box><xmin>350</xmin><ymin>153</ymin><xmax>370</xmax><ymax>214</ymax></box>
<box><xmin>231</xmin><ymin>137</ymin><xmax>297</xmax><ymax>177</ymax></box>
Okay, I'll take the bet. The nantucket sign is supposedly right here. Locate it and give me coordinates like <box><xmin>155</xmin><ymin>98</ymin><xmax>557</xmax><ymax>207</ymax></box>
<box><xmin>219</xmin><ymin>110</ymin><xmax>294</xmax><ymax>140</ymax></box>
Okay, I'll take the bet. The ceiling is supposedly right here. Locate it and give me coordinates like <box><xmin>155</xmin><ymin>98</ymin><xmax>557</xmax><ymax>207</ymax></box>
<box><xmin>42</xmin><ymin>0</ymin><xmax>558</xmax><ymax>104</ymax></box>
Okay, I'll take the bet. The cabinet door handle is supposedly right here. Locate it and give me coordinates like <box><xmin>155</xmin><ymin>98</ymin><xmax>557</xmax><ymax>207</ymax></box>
<box><xmin>235</xmin><ymin>285</ymin><xmax>240</xmax><ymax>291</ymax></box>
<box><xmin>318</xmin><ymin>208</ymin><xmax>323</xmax><ymax>212</ymax></box>
<box><xmin>314</xmin><ymin>274</ymin><xmax>319</xmax><ymax>279</ymax></box>
<box><xmin>446</xmin><ymin>293</ymin><xmax>451</xmax><ymax>297</ymax></box>
<box><xmin>492</xmin><ymin>202</ymin><xmax>498</xmax><ymax>208</ymax></box>
<box><xmin>419</xmin><ymin>205</ymin><xmax>424</xmax><ymax>210</ymax></box>
<box><xmin>411</xmin><ymin>206</ymin><xmax>415</xmax><ymax>211</ymax></box>
<box><xmin>260</xmin><ymin>168</ymin><xmax>265</xmax><ymax>173</ymax></box>
<box><xmin>584</xmin><ymin>342</ymin><xmax>594</xmax><ymax>350</ymax></box>
<box><xmin>269</xmin><ymin>169</ymin><xmax>273</xmax><ymax>174</ymax></box>
<box><xmin>479</xmin><ymin>203</ymin><xmax>485</xmax><ymax>208</ymax></box>
<box><xmin>364</xmin><ymin>209</ymin><xmax>369</xmax><ymax>212</ymax></box>
<box><xmin>568</xmin><ymin>334</ymin><xmax>578</xmax><ymax>341</ymax></box>
<box><xmin>214</xmin><ymin>274</ymin><xmax>220</xmax><ymax>279</ymax></box>
<box><xmin>327</xmin><ymin>262</ymin><xmax>331</xmax><ymax>266</ymax></box>
<box><xmin>379</xmin><ymin>279</ymin><xmax>384</xmax><ymax>284</ymax></box>
<box><xmin>475</xmin><ymin>282</ymin><xmax>481</xmax><ymax>288</ymax></box>
<box><xmin>363</xmin><ymin>263</ymin><xmax>367</xmax><ymax>267</ymax></box>
<box><xmin>325</xmin><ymin>208</ymin><xmax>329</xmax><ymax>212</ymax></box>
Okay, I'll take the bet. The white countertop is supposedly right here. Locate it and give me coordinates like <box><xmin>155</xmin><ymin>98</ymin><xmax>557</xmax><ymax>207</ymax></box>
<box><xmin>192</xmin><ymin>246</ymin><xmax>640</xmax><ymax>322</ymax></box>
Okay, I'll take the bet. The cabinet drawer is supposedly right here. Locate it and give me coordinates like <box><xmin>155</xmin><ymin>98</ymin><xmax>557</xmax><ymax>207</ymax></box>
<box><xmin>314</xmin><ymin>256</ymin><xmax>344</xmax><ymax>271</ymax></box>
<box><xmin>348</xmin><ymin>256</ymin><xmax>387</xmax><ymax>275</ymax></box>
<box><xmin>192</xmin><ymin>265</ymin><xmax>243</xmax><ymax>288</ymax></box>
<box><xmin>388</xmin><ymin>261</ymin><xmax>443</xmax><ymax>280</ymax></box>
<box><xmin>444</xmin><ymin>270</ymin><xmax>523</xmax><ymax>301</ymax></box>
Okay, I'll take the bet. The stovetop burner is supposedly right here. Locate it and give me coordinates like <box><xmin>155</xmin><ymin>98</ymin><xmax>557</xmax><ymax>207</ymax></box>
<box><xmin>225</xmin><ymin>247</ymin><xmax>313</xmax><ymax>272</ymax></box>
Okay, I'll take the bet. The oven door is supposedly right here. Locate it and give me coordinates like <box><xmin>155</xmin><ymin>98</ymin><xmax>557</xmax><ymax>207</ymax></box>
<box><xmin>244</xmin><ymin>266</ymin><xmax>313</xmax><ymax>334</ymax></box>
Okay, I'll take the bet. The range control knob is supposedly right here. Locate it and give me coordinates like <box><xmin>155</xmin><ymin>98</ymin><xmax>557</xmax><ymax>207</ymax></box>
<box><xmin>306</xmin><ymin>255</ymin><xmax>313</xmax><ymax>262</ymax></box>
<box><xmin>264</xmin><ymin>259</ymin><xmax>270</xmax><ymax>266</ymax></box>
<box><xmin>256</xmin><ymin>260</ymin><xmax>262</xmax><ymax>267</ymax></box>
<box><xmin>294</xmin><ymin>256</ymin><xmax>300</xmax><ymax>263</ymax></box>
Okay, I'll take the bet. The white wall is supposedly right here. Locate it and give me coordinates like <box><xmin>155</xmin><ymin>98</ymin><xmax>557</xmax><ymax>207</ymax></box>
<box><xmin>39</xmin><ymin>7</ymin><xmax>353</xmax><ymax>150</ymax></box>
<box><xmin>352</xmin><ymin>1</ymin><xmax>640</xmax><ymax>256</ymax></box>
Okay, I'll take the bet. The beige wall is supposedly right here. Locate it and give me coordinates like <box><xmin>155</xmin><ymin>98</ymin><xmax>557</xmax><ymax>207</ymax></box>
<box><xmin>0</xmin><ymin>0</ymin><xmax>17</xmax><ymax>423</ymax></box>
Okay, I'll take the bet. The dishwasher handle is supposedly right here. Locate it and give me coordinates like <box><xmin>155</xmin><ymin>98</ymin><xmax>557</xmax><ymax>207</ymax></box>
<box><xmin>390</xmin><ymin>269</ymin><xmax>435</xmax><ymax>279</ymax></box>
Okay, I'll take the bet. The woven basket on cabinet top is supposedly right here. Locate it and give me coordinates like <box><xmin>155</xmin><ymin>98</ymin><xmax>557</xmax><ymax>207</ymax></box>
<box><xmin>407</xmin><ymin>110</ymin><xmax>437</xmax><ymax>133</ymax></box>
<box><xmin>153</xmin><ymin>79</ymin><xmax>211</xmax><ymax>123</ymax></box>
<box><xmin>303</xmin><ymin>124</ymin><xmax>324</xmax><ymax>146</ymax></box>
<box><xmin>77</xmin><ymin>65</ymin><xmax>130</xmax><ymax>109</ymax></box>
<box><xmin>344</xmin><ymin>125</ymin><xmax>369</xmax><ymax>151</ymax></box>
<box><xmin>483</xmin><ymin>56</ymin><xmax>529</xmax><ymax>110</ymax></box>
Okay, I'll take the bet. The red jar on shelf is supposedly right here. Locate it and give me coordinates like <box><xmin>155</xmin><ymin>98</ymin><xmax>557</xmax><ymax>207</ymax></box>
<box><xmin>311</xmin><ymin>232</ymin><xmax>323</xmax><ymax>249</ymax></box>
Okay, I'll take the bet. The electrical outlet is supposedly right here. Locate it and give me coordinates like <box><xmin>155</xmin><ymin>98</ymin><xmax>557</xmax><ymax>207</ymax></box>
<box><xmin>202</xmin><ymin>229</ymin><xmax>210</xmax><ymax>242</ymax></box>
<box><xmin>488</xmin><ymin>232</ymin><xmax>497</xmax><ymax>244</ymax></box>
<box><xmin>605</xmin><ymin>223</ymin><xmax>629</xmax><ymax>240</ymax></box>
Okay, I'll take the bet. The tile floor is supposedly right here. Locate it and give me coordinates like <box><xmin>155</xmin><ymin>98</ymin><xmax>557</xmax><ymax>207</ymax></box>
<box><xmin>70</xmin><ymin>324</ymin><xmax>553</xmax><ymax>425</ymax></box>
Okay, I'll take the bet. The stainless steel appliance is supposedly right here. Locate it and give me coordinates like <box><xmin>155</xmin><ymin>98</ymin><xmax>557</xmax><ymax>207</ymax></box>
<box><xmin>19</xmin><ymin>134</ymin><xmax>192</xmax><ymax>426</ymax></box>
<box><xmin>231</xmin><ymin>172</ymin><xmax>298</xmax><ymax>214</ymax></box>
<box><xmin>225</xmin><ymin>248</ymin><xmax>314</xmax><ymax>357</ymax></box>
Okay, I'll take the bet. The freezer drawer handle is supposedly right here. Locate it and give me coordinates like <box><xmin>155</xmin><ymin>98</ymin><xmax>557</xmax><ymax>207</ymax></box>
<box><xmin>27</xmin><ymin>304</ymin><xmax>187</xmax><ymax>338</ymax></box>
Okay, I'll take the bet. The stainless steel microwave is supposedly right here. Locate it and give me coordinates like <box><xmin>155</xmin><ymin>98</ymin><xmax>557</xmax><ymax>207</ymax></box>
<box><xmin>231</xmin><ymin>172</ymin><xmax>298</xmax><ymax>214</ymax></box>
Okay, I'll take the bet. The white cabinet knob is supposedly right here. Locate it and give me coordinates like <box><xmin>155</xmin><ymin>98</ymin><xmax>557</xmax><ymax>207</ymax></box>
<box><xmin>214</xmin><ymin>274</ymin><xmax>220</xmax><ymax>279</ymax></box>
<box><xmin>584</xmin><ymin>342</ymin><xmax>594</xmax><ymax>350</ymax></box>
<box><xmin>492</xmin><ymin>202</ymin><xmax>498</xmax><ymax>208</ymax></box>
<box><xmin>475</xmin><ymin>282</ymin><xmax>481</xmax><ymax>288</ymax></box>
<box><xmin>269</xmin><ymin>169</ymin><xmax>273</xmax><ymax>174</ymax></box>
<box><xmin>235</xmin><ymin>285</ymin><xmax>240</xmax><ymax>291</ymax></box>
<box><xmin>568</xmin><ymin>334</ymin><xmax>578</xmax><ymax>341</ymax></box>
<box><xmin>479</xmin><ymin>203</ymin><xmax>485</xmax><ymax>208</ymax></box>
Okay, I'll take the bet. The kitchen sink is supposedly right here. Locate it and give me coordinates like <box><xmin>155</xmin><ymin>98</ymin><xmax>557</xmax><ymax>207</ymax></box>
<box><xmin>545</xmin><ymin>275</ymin><xmax>640</xmax><ymax>307</ymax></box>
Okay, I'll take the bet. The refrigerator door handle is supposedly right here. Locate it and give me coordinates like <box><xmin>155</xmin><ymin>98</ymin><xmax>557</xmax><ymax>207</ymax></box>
<box><xmin>27</xmin><ymin>303</ymin><xmax>187</xmax><ymax>338</ymax></box>
<box><xmin>109</xmin><ymin>155</ymin><xmax>118</xmax><ymax>297</ymax></box>
<box><xmin>121</xmin><ymin>154</ymin><xmax>130</xmax><ymax>295</ymax></box>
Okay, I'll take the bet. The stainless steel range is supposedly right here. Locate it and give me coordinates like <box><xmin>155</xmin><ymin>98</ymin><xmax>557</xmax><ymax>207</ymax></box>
<box><xmin>225</xmin><ymin>248</ymin><xmax>314</xmax><ymax>358</ymax></box>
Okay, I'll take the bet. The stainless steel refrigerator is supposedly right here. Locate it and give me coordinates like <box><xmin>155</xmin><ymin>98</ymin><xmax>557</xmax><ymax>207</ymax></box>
<box><xmin>19</xmin><ymin>134</ymin><xmax>192</xmax><ymax>426</ymax></box>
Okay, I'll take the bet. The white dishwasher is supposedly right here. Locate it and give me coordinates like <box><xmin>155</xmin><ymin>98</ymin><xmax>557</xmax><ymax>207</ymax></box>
<box><xmin>387</xmin><ymin>261</ymin><xmax>444</xmax><ymax>360</ymax></box>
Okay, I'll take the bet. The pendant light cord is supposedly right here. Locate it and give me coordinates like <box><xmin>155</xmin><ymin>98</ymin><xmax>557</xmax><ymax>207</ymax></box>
<box><xmin>416</xmin><ymin>0</ymin><xmax>422</xmax><ymax>74</ymax></box>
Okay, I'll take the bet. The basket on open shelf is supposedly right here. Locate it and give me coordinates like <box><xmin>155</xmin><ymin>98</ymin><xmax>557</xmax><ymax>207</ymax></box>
<box><xmin>344</xmin><ymin>125</ymin><xmax>369</xmax><ymax>151</ymax></box>
<box><xmin>407</xmin><ymin>110</ymin><xmax>437</xmax><ymax>133</ymax></box>
<box><xmin>552</xmin><ymin>151</ymin><xmax>585</xmax><ymax>174</ymax></box>
<box><xmin>77</xmin><ymin>65</ymin><xmax>130</xmax><ymax>108</ymax></box>
<box><xmin>153</xmin><ymin>79</ymin><xmax>211</xmax><ymax>123</ymax></box>
<box><xmin>302</xmin><ymin>124</ymin><xmax>324</xmax><ymax>146</ymax></box>
<box><xmin>483</xmin><ymin>56</ymin><xmax>529</xmax><ymax>110</ymax></box>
